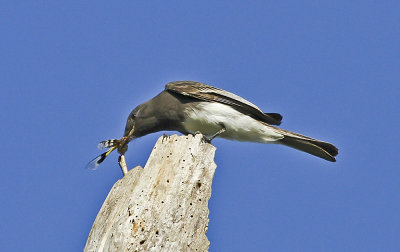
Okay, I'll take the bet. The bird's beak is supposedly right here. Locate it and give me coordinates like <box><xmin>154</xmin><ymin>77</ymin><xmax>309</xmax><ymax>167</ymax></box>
<box><xmin>118</xmin><ymin>124</ymin><xmax>135</xmax><ymax>155</ymax></box>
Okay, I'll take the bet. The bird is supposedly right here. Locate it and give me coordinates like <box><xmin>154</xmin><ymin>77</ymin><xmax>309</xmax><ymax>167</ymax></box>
<box><xmin>87</xmin><ymin>81</ymin><xmax>338</xmax><ymax>170</ymax></box>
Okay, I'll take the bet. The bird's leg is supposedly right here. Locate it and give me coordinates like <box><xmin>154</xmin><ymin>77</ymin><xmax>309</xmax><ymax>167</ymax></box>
<box><xmin>118</xmin><ymin>154</ymin><xmax>128</xmax><ymax>176</ymax></box>
<box><xmin>203</xmin><ymin>123</ymin><xmax>226</xmax><ymax>143</ymax></box>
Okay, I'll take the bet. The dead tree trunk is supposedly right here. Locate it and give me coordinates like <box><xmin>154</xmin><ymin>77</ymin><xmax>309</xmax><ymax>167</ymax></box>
<box><xmin>85</xmin><ymin>134</ymin><xmax>217</xmax><ymax>252</ymax></box>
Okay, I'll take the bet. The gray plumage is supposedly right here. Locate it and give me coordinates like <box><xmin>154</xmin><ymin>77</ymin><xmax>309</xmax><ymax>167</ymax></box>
<box><xmin>88</xmin><ymin>80</ymin><xmax>338</xmax><ymax>170</ymax></box>
<box><xmin>121</xmin><ymin>81</ymin><xmax>338</xmax><ymax>162</ymax></box>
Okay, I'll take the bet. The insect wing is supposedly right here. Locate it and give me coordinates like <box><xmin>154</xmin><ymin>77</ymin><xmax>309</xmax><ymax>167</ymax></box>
<box><xmin>97</xmin><ymin>139</ymin><xmax>119</xmax><ymax>149</ymax></box>
<box><xmin>86</xmin><ymin>152</ymin><xmax>107</xmax><ymax>170</ymax></box>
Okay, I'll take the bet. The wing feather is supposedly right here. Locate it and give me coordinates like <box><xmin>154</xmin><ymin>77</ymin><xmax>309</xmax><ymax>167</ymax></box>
<box><xmin>165</xmin><ymin>81</ymin><xmax>282</xmax><ymax>125</ymax></box>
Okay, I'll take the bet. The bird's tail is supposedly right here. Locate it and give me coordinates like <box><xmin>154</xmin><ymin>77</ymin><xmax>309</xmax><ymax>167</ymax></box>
<box><xmin>274</xmin><ymin>128</ymin><xmax>338</xmax><ymax>162</ymax></box>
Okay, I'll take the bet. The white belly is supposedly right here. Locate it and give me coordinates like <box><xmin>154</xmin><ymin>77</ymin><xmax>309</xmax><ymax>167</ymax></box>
<box><xmin>182</xmin><ymin>102</ymin><xmax>283</xmax><ymax>143</ymax></box>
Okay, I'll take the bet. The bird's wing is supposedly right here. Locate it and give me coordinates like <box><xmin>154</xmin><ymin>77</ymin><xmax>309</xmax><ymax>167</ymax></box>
<box><xmin>165</xmin><ymin>81</ymin><xmax>282</xmax><ymax>125</ymax></box>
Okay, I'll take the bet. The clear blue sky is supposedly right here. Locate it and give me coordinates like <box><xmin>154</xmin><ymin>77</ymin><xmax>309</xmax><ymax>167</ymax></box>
<box><xmin>1</xmin><ymin>1</ymin><xmax>399</xmax><ymax>251</ymax></box>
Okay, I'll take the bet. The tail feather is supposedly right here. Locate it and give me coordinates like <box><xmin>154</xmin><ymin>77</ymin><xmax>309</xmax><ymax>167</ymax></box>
<box><xmin>274</xmin><ymin>127</ymin><xmax>338</xmax><ymax>162</ymax></box>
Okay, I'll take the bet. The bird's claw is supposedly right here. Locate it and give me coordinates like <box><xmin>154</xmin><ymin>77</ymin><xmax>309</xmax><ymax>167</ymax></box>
<box><xmin>201</xmin><ymin>136</ymin><xmax>212</xmax><ymax>143</ymax></box>
<box><xmin>192</xmin><ymin>131</ymin><xmax>211</xmax><ymax>143</ymax></box>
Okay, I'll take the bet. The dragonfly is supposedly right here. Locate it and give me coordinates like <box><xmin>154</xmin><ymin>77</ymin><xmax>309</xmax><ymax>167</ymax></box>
<box><xmin>86</xmin><ymin>138</ymin><xmax>123</xmax><ymax>170</ymax></box>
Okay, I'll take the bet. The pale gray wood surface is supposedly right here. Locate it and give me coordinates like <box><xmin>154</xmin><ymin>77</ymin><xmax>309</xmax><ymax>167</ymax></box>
<box><xmin>85</xmin><ymin>134</ymin><xmax>217</xmax><ymax>252</ymax></box>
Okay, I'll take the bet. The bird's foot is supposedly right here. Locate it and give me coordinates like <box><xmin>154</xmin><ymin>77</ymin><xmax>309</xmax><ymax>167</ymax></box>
<box><xmin>197</xmin><ymin>124</ymin><xmax>226</xmax><ymax>144</ymax></box>
<box><xmin>202</xmin><ymin>136</ymin><xmax>212</xmax><ymax>144</ymax></box>
<box><xmin>191</xmin><ymin>131</ymin><xmax>210</xmax><ymax>143</ymax></box>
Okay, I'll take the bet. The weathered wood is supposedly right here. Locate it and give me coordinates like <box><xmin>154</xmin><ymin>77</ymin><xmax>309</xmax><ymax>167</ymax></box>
<box><xmin>85</xmin><ymin>134</ymin><xmax>217</xmax><ymax>252</ymax></box>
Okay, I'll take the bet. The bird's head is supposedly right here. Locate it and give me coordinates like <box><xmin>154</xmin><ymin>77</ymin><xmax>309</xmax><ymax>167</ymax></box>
<box><xmin>119</xmin><ymin>104</ymin><xmax>144</xmax><ymax>153</ymax></box>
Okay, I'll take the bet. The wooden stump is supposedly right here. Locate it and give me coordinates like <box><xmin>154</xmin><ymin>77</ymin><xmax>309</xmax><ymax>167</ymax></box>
<box><xmin>85</xmin><ymin>134</ymin><xmax>217</xmax><ymax>252</ymax></box>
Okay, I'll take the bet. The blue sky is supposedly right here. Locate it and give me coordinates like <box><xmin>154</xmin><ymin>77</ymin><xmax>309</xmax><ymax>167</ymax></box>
<box><xmin>1</xmin><ymin>1</ymin><xmax>399</xmax><ymax>251</ymax></box>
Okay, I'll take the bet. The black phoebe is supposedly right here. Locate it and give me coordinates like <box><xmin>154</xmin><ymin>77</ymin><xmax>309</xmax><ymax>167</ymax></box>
<box><xmin>88</xmin><ymin>81</ymin><xmax>338</xmax><ymax>169</ymax></box>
